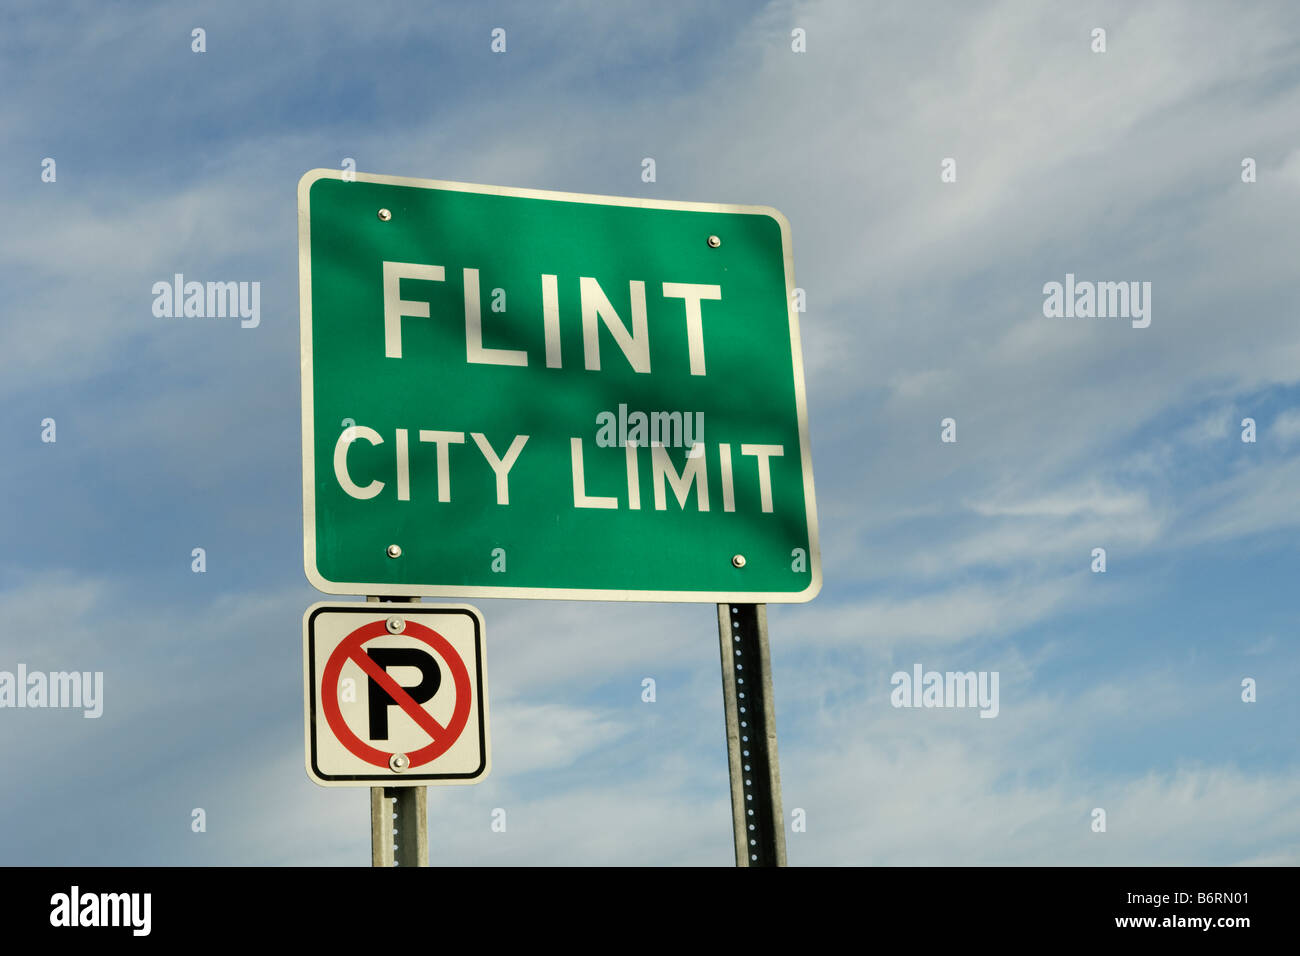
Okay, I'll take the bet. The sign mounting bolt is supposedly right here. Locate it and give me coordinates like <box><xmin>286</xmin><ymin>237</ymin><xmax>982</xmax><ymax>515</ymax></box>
<box><xmin>732</xmin><ymin>554</ymin><xmax>746</xmax><ymax>568</ymax></box>
<box><xmin>707</xmin><ymin>235</ymin><xmax>721</xmax><ymax>248</ymax></box>
<box><xmin>389</xmin><ymin>753</ymin><xmax>410</xmax><ymax>772</ymax></box>
<box><xmin>386</xmin><ymin>544</ymin><xmax>402</xmax><ymax>558</ymax></box>
<box><xmin>386</xmin><ymin>616</ymin><xmax>405</xmax><ymax>634</ymax></box>
<box><xmin>377</xmin><ymin>208</ymin><xmax>392</xmax><ymax>221</ymax></box>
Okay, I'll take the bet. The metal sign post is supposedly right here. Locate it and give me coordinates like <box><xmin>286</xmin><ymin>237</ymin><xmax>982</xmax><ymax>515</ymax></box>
<box><xmin>718</xmin><ymin>603</ymin><xmax>786</xmax><ymax>866</ymax></box>
<box><xmin>371</xmin><ymin>786</ymin><xmax>428</xmax><ymax>867</ymax></box>
<box><xmin>717</xmin><ymin>603</ymin><xmax>786</xmax><ymax>866</ymax></box>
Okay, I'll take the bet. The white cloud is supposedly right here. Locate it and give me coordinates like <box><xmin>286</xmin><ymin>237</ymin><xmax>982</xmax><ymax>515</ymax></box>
<box><xmin>1270</xmin><ymin>408</ymin><xmax>1300</xmax><ymax>445</ymax></box>
<box><xmin>780</xmin><ymin>576</ymin><xmax>1081</xmax><ymax>650</ymax></box>
<box><xmin>489</xmin><ymin>701</ymin><xmax>631</xmax><ymax>775</ymax></box>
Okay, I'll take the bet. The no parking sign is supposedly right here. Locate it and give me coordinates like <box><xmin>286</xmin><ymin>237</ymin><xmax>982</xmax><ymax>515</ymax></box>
<box><xmin>303</xmin><ymin>603</ymin><xmax>490</xmax><ymax>786</ymax></box>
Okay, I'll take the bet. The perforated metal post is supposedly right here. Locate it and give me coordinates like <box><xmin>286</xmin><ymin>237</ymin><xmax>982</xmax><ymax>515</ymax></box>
<box><xmin>367</xmin><ymin>596</ymin><xmax>428</xmax><ymax>867</ymax></box>
<box><xmin>371</xmin><ymin>786</ymin><xmax>428</xmax><ymax>867</ymax></box>
<box><xmin>371</xmin><ymin>788</ymin><xmax>395</xmax><ymax>867</ymax></box>
<box><xmin>717</xmin><ymin>603</ymin><xmax>786</xmax><ymax>867</ymax></box>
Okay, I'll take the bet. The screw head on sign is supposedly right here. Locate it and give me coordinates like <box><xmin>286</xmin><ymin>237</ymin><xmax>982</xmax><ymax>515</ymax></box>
<box><xmin>389</xmin><ymin>753</ymin><xmax>410</xmax><ymax>772</ymax></box>
<box><xmin>377</xmin><ymin>209</ymin><xmax>392</xmax><ymax>221</ymax></box>
<box><xmin>386</xmin><ymin>616</ymin><xmax>405</xmax><ymax>634</ymax></box>
<box><xmin>386</xmin><ymin>544</ymin><xmax>402</xmax><ymax>558</ymax></box>
<box><xmin>707</xmin><ymin>235</ymin><xmax>721</xmax><ymax>248</ymax></box>
<box><xmin>732</xmin><ymin>554</ymin><xmax>746</xmax><ymax>568</ymax></box>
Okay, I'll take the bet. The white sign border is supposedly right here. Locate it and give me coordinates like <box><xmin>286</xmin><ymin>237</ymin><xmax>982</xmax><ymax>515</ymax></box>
<box><xmin>298</xmin><ymin>168</ymin><xmax>822</xmax><ymax>603</ymax></box>
<box><xmin>303</xmin><ymin>601</ymin><xmax>491</xmax><ymax>788</ymax></box>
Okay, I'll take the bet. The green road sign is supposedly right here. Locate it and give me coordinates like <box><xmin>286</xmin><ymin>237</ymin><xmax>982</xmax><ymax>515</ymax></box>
<box><xmin>298</xmin><ymin>170</ymin><xmax>820</xmax><ymax>602</ymax></box>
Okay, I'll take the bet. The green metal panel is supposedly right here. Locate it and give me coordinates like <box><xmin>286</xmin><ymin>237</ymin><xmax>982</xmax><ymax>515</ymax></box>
<box><xmin>299</xmin><ymin>170</ymin><xmax>820</xmax><ymax>601</ymax></box>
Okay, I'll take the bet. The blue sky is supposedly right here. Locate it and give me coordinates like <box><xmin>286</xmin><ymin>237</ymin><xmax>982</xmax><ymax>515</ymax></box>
<box><xmin>1</xmin><ymin>0</ymin><xmax>1298</xmax><ymax>865</ymax></box>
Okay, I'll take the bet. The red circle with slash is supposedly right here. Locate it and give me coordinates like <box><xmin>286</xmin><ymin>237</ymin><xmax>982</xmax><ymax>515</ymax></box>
<box><xmin>321</xmin><ymin>619</ymin><xmax>472</xmax><ymax>768</ymax></box>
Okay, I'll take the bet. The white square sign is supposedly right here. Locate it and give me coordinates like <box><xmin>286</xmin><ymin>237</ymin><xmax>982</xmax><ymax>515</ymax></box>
<box><xmin>303</xmin><ymin>603</ymin><xmax>489</xmax><ymax>787</ymax></box>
